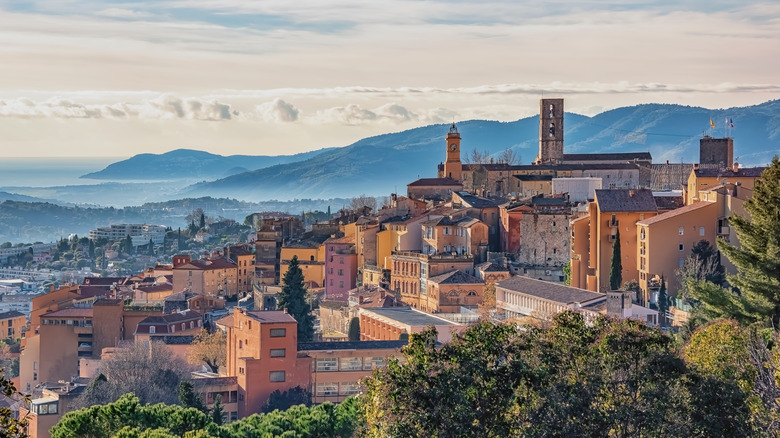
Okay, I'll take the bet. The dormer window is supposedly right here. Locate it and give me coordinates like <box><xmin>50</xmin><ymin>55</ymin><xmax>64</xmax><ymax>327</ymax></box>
<box><xmin>149</xmin><ymin>326</ymin><xmax>156</xmax><ymax>334</ymax></box>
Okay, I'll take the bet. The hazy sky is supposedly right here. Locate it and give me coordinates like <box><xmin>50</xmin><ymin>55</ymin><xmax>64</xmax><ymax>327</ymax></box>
<box><xmin>0</xmin><ymin>0</ymin><xmax>778</xmax><ymax>157</ymax></box>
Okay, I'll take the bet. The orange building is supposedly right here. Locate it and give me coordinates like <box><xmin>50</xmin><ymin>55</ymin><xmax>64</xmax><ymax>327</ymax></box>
<box><xmin>134</xmin><ymin>309</ymin><xmax>203</xmax><ymax>343</ymax></box>
<box><xmin>636</xmin><ymin>201</ymin><xmax>720</xmax><ymax>303</ymax></box>
<box><xmin>225</xmin><ymin>245</ymin><xmax>255</xmax><ymax>297</ymax></box>
<box><xmin>570</xmin><ymin>189</ymin><xmax>659</xmax><ymax>295</ymax></box>
<box><xmin>685</xmin><ymin>164</ymin><xmax>765</xmax><ymax>204</ymax></box>
<box><xmin>359</xmin><ymin>307</ymin><xmax>463</xmax><ymax>343</ymax></box>
<box><xmin>172</xmin><ymin>258</ymin><xmax>238</xmax><ymax>299</ymax></box>
<box><xmin>424</xmin><ymin>270</ymin><xmax>485</xmax><ymax>313</ymax></box>
<box><xmin>390</xmin><ymin>251</ymin><xmax>474</xmax><ymax>310</ymax></box>
<box><xmin>0</xmin><ymin>310</ymin><xmax>26</xmax><ymax>339</ymax></box>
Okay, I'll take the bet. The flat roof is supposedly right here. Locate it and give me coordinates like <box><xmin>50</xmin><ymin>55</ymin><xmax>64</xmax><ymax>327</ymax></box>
<box><xmin>362</xmin><ymin>307</ymin><xmax>459</xmax><ymax>327</ymax></box>
<box><xmin>298</xmin><ymin>340</ymin><xmax>408</xmax><ymax>351</ymax></box>
<box><xmin>497</xmin><ymin>276</ymin><xmax>605</xmax><ymax>305</ymax></box>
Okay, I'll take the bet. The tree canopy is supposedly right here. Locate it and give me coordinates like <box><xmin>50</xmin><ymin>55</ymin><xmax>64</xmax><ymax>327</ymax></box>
<box><xmin>186</xmin><ymin>329</ymin><xmax>226</xmax><ymax>374</ymax></box>
<box><xmin>361</xmin><ymin>312</ymin><xmax>751</xmax><ymax>437</ymax></box>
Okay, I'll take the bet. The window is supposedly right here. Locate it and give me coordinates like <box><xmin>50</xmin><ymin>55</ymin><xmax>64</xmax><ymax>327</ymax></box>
<box><xmin>679</xmin><ymin>243</ymin><xmax>684</xmax><ymax>251</ymax></box>
<box><xmin>549</xmin><ymin>122</ymin><xmax>555</xmax><ymax>137</ymax></box>
<box><xmin>270</xmin><ymin>348</ymin><xmax>286</xmax><ymax>358</ymax></box>
<box><xmin>230</xmin><ymin>411</ymin><xmax>238</xmax><ymax>422</ymax></box>
<box><xmin>317</xmin><ymin>358</ymin><xmax>338</xmax><ymax>371</ymax></box>
<box><xmin>338</xmin><ymin>269</ymin><xmax>343</xmax><ymax>276</ymax></box>
<box><xmin>339</xmin><ymin>281</ymin><xmax>344</xmax><ymax>288</ymax></box>
<box><xmin>364</xmin><ymin>357</ymin><xmax>386</xmax><ymax>370</ymax></box>
<box><xmin>239</xmin><ymin>340</ymin><xmax>243</xmax><ymax>349</ymax></box>
<box><xmin>270</xmin><ymin>328</ymin><xmax>286</xmax><ymax>337</ymax></box>
<box><xmin>340</xmin><ymin>357</ymin><xmax>362</xmax><ymax>371</ymax></box>
<box><xmin>340</xmin><ymin>382</ymin><xmax>361</xmax><ymax>396</ymax></box>
<box><xmin>699</xmin><ymin>226</ymin><xmax>705</xmax><ymax>236</ymax></box>
<box><xmin>316</xmin><ymin>382</ymin><xmax>338</xmax><ymax>396</ymax></box>
<box><xmin>679</xmin><ymin>258</ymin><xmax>685</xmax><ymax>268</ymax></box>
<box><xmin>679</xmin><ymin>226</ymin><xmax>684</xmax><ymax>236</ymax></box>
<box><xmin>269</xmin><ymin>371</ymin><xmax>285</xmax><ymax>382</ymax></box>
<box><xmin>181</xmin><ymin>323</ymin><xmax>186</xmax><ymax>331</ymax></box>
<box><xmin>149</xmin><ymin>326</ymin><xmax>156</xmax><ymax>334</ymax></box>
<box><xmin>340</xmin><ymin>257</ymin><xmax>344</xmax><ymax>264</ymax></box>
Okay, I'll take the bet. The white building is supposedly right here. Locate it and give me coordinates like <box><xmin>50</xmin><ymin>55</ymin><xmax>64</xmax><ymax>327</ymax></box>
<box><xmin>89</xmin><ymin>224</ymin><xmax>167</xmax><ymax>246</ymax></box>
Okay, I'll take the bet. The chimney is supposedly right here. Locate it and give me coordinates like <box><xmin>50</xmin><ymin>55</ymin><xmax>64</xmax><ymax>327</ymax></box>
<box><xmin>628</xmin><ymin>190</ymin><xmax>635</xmax><ymax>197</ymax></box>
<box><xmin>358</xmin><ymin>296</ymin><xmax>364</xmax><ymax>304</ymax></box>
<box><xmin>283</xmin><ymin>307</ymin><xmax>288</xmax><ymax>314</ymax></box>
<box><xmin>732</xmin><ymin>162</ymin><xmax>739</xmax><ymax>172</ymax></box>
<box><xmin>379</xmin><ymin>290</ymin><xmax>385</xmax><ymax>300</ymax></box>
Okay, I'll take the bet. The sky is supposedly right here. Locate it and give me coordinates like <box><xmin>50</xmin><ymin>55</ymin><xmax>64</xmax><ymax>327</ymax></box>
<box><xmin>0</xmin><ymin>0</ymin><xmax>779</xmax><ymax>158</ymax></box>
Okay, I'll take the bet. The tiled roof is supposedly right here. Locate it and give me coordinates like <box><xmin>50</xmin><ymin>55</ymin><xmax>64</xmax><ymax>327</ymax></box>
<box><xmin>246</xmin><ymin>310</ymin><xmax>297</xmax><ymax>324</ymax></box>
<box><xmin>43</xmin><ymin>308</ymin><xmax>93</xmax><ymax>318</ymax></box>
<box><xmin>514</xmin><ymin>174</ymin><xmax>553</xmax><ymax>181</ymax></box>
<box><xmin>461</xmin><ymin>163</ymin><xmax>513</xmax><ymax>171</ymax></box>
<box><xmin>511</xmin><ymin>163</ymin><xmax>643</xmax><ymax>171</ymax></box>
<box><xmin>82</xmin><ymin>277</ymin><xmax>126</xmax><ymax>286</ymax></box>
<box><xmin>694</xmin><ymin>166</ymin><xmax>766</xmax><ymax>178</ymax></box>
<box><xmin>654</xmin><ymin>196</ymin><xmax>685</xmax><ymax>211</ymax></box>
<box><xmin>136</xmin><ymin>284</ymin><xmax>173</xmax><ymax>293</ymax></box>
<box><xmin>175</xmin><ymin>259</ymin><xmax>237</xmax><ymax>271</ymax></box>
<box><xmin>407</xmin><ymin>177</ymin><xmax>463</xmax><ymax>187</ymax></box>
<box><xmin>454</xmin><ymin>192</ymin><xmax>505</xmax><ymax>208</ymax></box>
<box><xmin>362</xmin><ymin>307</ymin><xmax>459</xmax><ymax>326</ymax></box>
<box><xmin>192</xmin><ymin>376</ymin><xmax>238</xmax><ymax>387</ymax></box>
<box><xmin>428</xmin><ymin>270</ymin><xmax>484</xmax><ymax>285</ymax></box>
<box><xmin>595</xmin><ymin>189</ymin><xmax>657</xmax><ymax>213</ymax></box>
<box><xmin>93</xmin><ymin>298</ymin><xmax>123</xmax><ymax>306</ymax></box>
<box><xmin>164</xmin><ymin>291</ymin><xmax>197</xmax><ymax>302</ymax></box>
<box><xmin>298</xmin><ymin>340</ymin><xmax>408</xmax><ymax>351</ymax></box>
<box><xmin>79</xmin><ymin>285</ymin><xmax>113</xmax><ymax>298</ymax></box>
<box><xmin>138</xmin><ymin>310</ymin><xmax>201</xmax><ymax>325</ymax></box>
<box><xmin>563</xmin><ymin>152</ymin><xmax>652</xmax><ymax>162</ymax></box>
<box><xmin>497</xmin><ymin>276</ymin><xmax>605</xmax><ymax>305</ymax></box>
<box><xmin>0</xmin><ymin>311</ymin><xmax>24</xmax><ymax>320</ymax></box>
<box><xmin>636</xmin><ymin>201</ymin><xmax>716</xmax><ymax>226</ymax></box>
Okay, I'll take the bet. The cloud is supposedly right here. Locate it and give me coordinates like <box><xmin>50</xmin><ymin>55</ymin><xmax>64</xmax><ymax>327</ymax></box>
<box><xmin>95</xmin><ymin>8</ymin><xmax>153</xmax><ymax>19</ymax></box>
<box><xmin>0</xmin><ymin>94</ymin><xmax>237</xmax><ymax>121</ymax></box>
<box><xmin>256</xmin><ymin>98</ymin><xmax>300</xmax><ymax>122</ymax></box>
<box><xmin>315</xmin><ymin>103</ymin><xmax>420</xmax><ymax>125</ymax></box>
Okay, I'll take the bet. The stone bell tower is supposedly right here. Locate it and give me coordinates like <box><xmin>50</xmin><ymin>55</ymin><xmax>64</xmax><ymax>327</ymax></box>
<box><xmin>443</xmin><ymin>123</ymin><xmax>462</xmax><ymax>181</ymax></box>
<box><xmin>535</xmin><ymin>98</ymin><xmax>564</xmax><ymax>164</ymax></box>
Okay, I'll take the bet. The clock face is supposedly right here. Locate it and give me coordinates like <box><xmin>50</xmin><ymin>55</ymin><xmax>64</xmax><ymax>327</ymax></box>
<box><xmin>450</xmin><ymin>144</ymin><xmax>457</xmax><ymax>151</ymax></box>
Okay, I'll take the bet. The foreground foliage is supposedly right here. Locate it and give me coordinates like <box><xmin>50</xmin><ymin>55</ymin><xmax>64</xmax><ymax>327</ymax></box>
<box><xmin>361</xmin><ymin>312</ymin><xmax>752</xmax><ymax>438</ymax></box>
<box><xmin>51</xmin><ymin>393</ymin><xmax>358</xmax><ymax>438</ymax></box>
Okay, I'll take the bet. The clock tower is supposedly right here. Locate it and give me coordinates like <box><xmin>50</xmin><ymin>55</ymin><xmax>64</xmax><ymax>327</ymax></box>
<box><xmin>443</xmin><ymin>123</ymin><xmax>462</xmax><ymax>181</ymax></box>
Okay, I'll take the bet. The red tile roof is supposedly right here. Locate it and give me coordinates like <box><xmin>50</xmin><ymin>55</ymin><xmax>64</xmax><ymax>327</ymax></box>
<box><xmin>43</xmin><ymin>308</ymin><xmax>93</xmax><ymax>318</ymax></box>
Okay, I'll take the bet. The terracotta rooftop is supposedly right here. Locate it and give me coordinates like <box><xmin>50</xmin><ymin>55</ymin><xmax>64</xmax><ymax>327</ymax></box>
<box><xmin>174</xmin><ymin>259</ymin><xmax>237</xmax><ymax>271</ymax></box>
<box><xmin>497</xmin><ymin>276</ymin><xmax>605</xmax><ymax>305</ymax></box>
<box><xmin>636</xmin><ymin>201</ymin><xmax>717</xmax><ymax>226</ymax></box>
<box><xmin>362</xmin><ymin>307</ymin><xmax>459</xmax><ymax>327</ymax></box>
<box><xmin>136</xmin><ymin>283</ymin><xmax>173</xmax><ymax>293</ymax></box>
<box><xmin>595</xmin><ymin>189</ymin><xmax>657</xmax><ymax>213</ymax></box>
<box><xmin>43</xmin><ymin>308</ymin><xmax>93</xmax><ymax>318</ymax></box>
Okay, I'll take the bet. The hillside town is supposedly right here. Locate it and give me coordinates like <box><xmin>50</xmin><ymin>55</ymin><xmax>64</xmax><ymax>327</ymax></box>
<box><xmin>1</xmin><ymin>98</ymin><xmax>774</xmax><ymax>437</ymax></box>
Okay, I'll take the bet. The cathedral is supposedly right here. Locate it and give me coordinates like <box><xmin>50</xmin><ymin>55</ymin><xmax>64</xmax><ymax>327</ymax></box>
<box><xmin>436</xmin><ymin>98</ymin><xmax>653</xmax><ymax>199</ymax></box>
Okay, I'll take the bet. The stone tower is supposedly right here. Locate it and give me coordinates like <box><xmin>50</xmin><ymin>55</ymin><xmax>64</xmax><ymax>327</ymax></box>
<box><xmin>443</xmin><ymin>123</ymin><xmax>462</xmax><ymax>181</ymax></box>
<box><xmin>699</xmin><ymin>136</ymin><xmax>733</xmax><ymax>169</ymax></box>
<box><xmin>535</xmin><ymin>98</ymin><xmax>564</xmax><ymax>164</ymax></box>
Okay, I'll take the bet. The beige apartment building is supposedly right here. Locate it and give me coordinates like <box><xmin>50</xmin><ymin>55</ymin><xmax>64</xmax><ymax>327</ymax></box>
<box><xmin>173</xmin><ymin>258</ymin><xmax>238</xmax><ymax>299</ymax></box>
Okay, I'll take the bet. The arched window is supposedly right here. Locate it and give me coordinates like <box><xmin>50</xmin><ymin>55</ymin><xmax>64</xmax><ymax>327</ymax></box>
<box><xmin>549</xmin><ymin>104</ymin><xmax>554</xmax><ymax>117</ymax></box>
<box><xmin>549</xmin><ymin>123</ymin><xmax>555</xmax><ymax>137</ymax></box>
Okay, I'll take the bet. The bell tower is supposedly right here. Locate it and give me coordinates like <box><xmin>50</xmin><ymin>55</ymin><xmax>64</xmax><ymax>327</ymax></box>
<box><xmin>444</xmin><ymin>123</ymin><xmax>462</xmax><ymax>181</ymax></box>
<box><xmin>535</xmin><ymin>98</ymin><xmax>564</xmax><ymax>164</ymax></box>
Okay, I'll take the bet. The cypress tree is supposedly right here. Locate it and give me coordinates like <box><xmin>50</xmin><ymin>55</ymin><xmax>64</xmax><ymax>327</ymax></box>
<box><xmin>609</xmin><ymin>229</ymin><xmax>622</xmax><ymax>290</ymax></box>
<box><xmin>199</xmin><ymin>212</ymin><xmax>206</xmax><ymax>229</ymax></box>
<box><xmin>348</xmin><ymin>317</ymin><xmax>360</xmax><ymax>341</ymax></box>
<box><xmin>211</xmin><ymin>394</ymin><xmax>224</xmax><ymax>425</ymax></box>
<box><xmin>657</xmin><ymin>275</ymin><xmax>668</xmax><ymax>327</ymax></box>
<box><xmin>278</xmin><ymin>255</ymin><xmax>315</xmax><ymax>342</ymax></box>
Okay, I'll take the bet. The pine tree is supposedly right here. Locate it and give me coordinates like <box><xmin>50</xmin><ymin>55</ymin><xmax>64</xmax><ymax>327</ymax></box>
<box><xmin>278</xmin><ymin>255</ymin><xmax>315</xmax><ymax>342</ymax></box>
<box><xmin>609</xmin><ymin>229</ymin><xmax>622</xmax><ymax>290</ymax></box>
<box><xmin>691</xmin><ymin>156</ymin><xmax>780</xmax><ymax>326</ymax></box>
<box><xmin>178</xmin><ymin>381</ymin><xmax>206</xmax><ymax>412</ymax></box>
<box><xmin>657</xmin><ymin>275</ymin><xmax>668</xmax><ymax>327</ymax></box>
<box><xmin>199</xmin><ymin>212</ymin><xmax>206</xmax><ymax>229</ymax></box>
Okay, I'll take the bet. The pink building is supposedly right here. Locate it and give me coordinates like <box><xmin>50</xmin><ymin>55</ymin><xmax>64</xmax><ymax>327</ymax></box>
<box><xmin>324</xmin><ymin>236</ymin><xmax>358</xmax><ymax>301</ymax></box>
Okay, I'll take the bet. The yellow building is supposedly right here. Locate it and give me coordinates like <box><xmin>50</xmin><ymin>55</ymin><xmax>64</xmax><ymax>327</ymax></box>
<box><xmin>280</xmin><ymin>244</ymin><xmax>325</xmax><ymax>288</ymax></box>
<box><xmin>172</xmin><ymin>258</ymin><xmax>238</xmax><ymax>298</ymax></box>
<box><xmin>685</xmin><ymin>164</ymin><xmax>764</xmax><ymax>204</ymax></box>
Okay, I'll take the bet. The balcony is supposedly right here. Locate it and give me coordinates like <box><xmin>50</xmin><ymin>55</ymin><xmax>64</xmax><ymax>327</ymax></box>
<box><xmin>718</xmin><ymin>226</ymin><xmax>730</xmax><ymax>236</ymax></box>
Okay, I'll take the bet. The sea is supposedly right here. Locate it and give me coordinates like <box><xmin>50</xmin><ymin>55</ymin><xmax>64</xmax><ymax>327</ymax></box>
<box><xmin>0</xmin><ymin>157</ymin><xmax>127</xmax><ymax>188</ymax></box>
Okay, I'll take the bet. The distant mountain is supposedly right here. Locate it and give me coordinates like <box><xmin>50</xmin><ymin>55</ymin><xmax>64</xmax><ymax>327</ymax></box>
<box><xmin>80</xmin><ymin>148</ymin><xmax>335</xmax><ymax>180</ymax></box>
<box><xmin>0</xmin><ymin>191</ymin><xmax>53</xmax><ymax>203</ymax></box>
<box><xmin>184</xmin><ymin>100</ymin><xmax>780</xmax><ymax>201</ymax></box>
